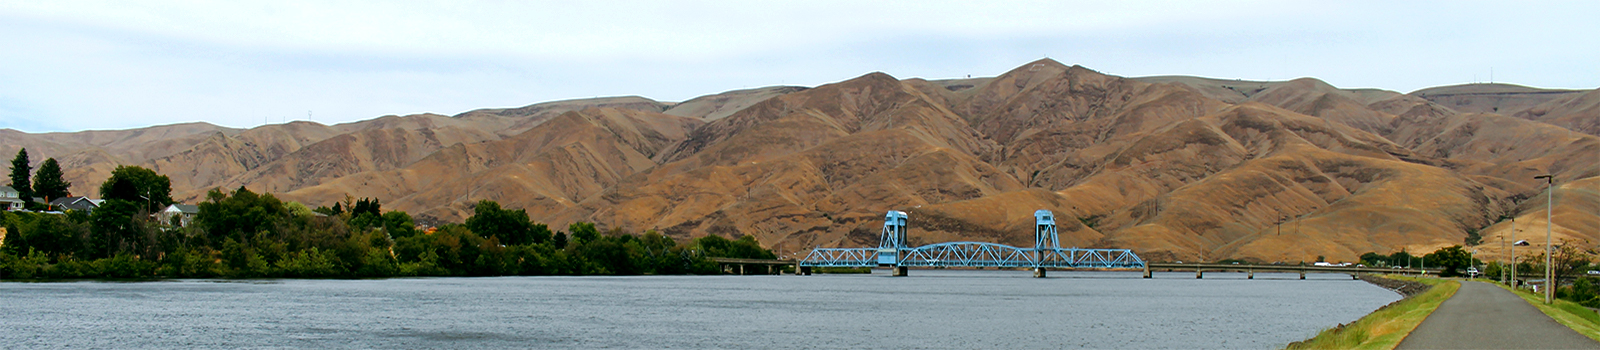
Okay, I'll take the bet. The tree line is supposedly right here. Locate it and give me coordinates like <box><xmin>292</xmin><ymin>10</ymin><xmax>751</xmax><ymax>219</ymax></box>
<box><xmin>1360</xmin><ymin>244</ymin><xmax>1600</xmax><ymax>307</ymax></box>
<box><xmin>1</xmin><ymin>160</ymin><xmax>775</xmax><ymax>279</ymax></box>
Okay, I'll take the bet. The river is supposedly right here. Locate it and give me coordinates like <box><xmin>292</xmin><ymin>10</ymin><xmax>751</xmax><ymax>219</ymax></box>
<box><xmin>1</xmin><ymin>269</ymin><xmax>1398</xmax><ymax>349</ymax></box>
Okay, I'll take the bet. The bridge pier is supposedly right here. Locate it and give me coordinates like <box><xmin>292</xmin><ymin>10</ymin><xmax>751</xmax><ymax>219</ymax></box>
<box><xmin>1033</xmin><ymin>267</ymin><xmax>1046</xmax><ymax>278</ymax></box>
<box><xmin>1143</xmin><ymin>265</ymin><xmax>1152</xmax><ymax>278</ymax></box>
<box><xmin>892</xmin><ymin>266</ymin><xmax>908</xmax><ymax>277</ymax></box>
<box><xmin>1248</xmin><ymin>269</ymin><xmax>1254</xmax><ymax>279</ymax></box>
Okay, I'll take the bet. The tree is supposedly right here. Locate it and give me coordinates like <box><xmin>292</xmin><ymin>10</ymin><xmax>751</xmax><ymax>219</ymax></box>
<box><xmin>1359</xmin><ymin>252</ymin><xmax>1388</xmax><ymax>267</ymax></box>
<box><xmin>32</xmin><ymin>158</ymin><xmax>70</xmax><ymax>203</ymax></box>
<box><xmin>1522</xmin><ymin>239</ymin><xmax>1596</xmax><ymax>291</ymax></box>
<box><xmin>382</xmin><ymin>211</ymin><xmax>418</xmax><ymax>239</ymax></box>
<box><xmin>346</xmin><ymin>197</ymin><xmax>388</xmax><ymax>231</ymax></box>
<box><xmin>8</xmin><ymin>148</ymin><xmax>32</xmax><ymax>204</ymax></box>
<box><xmin>351</xmin><ymin>198</ymin><xmax>381</xmax><ymax>217</ymax></box>
<box><xmin>466</xmin><ymin>200</ymin><xmax>548</xmax><ymax>246</ymax></box>
<box><xmin>569</xmin><ymin>222</ymin><xmax>599</xmax><ymax>245</ymax></box>
<box><xmin>90</xmin><ymin>199</ymin><xmax>146</xmax><ymax>258</ymax></box>
<box><xmin>693</xmin><ymin>234</ymin><xmax>776</xmax><ymax>259</ymax></box>
<box><xmin>1389</xmin><ymin>250</ymin><xmax>1415</xmax><ymax>267</ymax></box>
<box><xmin>20</xmin><ymin>213</ymin><xmax>90</xmax><ymax>257</ymax></box>
<box><xmin>99</xmin><ymin>165</ymin><xmax>172</xmax><ymax>212</ymax></box>
<box><xmin>1423</xmin><ymin>245</ymin><xmax>1473</xmax><ymax>277</ymax></box>
<box><xmin>195</xmin><ymin>187</ymin><xmax>287</xmax><ymax>243</ymax></box>
<box><xmin>552</xmin><ymin>232</ymin><xmax>568</xmax><ymax>249</ymax></box>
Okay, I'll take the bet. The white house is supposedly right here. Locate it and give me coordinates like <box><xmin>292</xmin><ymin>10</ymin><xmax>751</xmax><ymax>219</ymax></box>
<box><xmin>0</xmin><ymin>185</ymin><xmax>24</xmax><ymax>211</ymax></box>
<box><xmin>161</xmin><ymin>204</ymin><xmax>200</xmax><ymax>227</ymax></box>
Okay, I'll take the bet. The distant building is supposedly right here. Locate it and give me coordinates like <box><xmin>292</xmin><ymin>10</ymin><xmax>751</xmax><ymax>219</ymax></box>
<box><xmin>160</xmin><ymin>204</ymin><xmax>200</xmax><ymax>227</ymax></box>
<box><xmin>0</xmin><ymin>186</ymin><xmax>24</xmax><ymax>211</ymax></box>
<box><xmin>49</xmin><ymin>196</ymin><xmax>103</xmax><ymax>213</ymax></box>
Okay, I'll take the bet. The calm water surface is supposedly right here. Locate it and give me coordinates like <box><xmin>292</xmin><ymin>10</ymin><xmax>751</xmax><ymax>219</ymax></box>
<box><xmin>2</xmin><ymin>270</ymin><xmax>1398</xmax><ymax>349</ymax></box>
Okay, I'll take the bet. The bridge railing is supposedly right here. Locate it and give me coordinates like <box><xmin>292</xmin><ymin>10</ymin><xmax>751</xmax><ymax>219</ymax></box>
<box><xmin>901</xmin><ymin>242</ymin><xmax>1033</xmax><ymax>267</ymax></box>
<box><xmin>800</xmin><ymin>248</ymin><xmax>878</xmax><ymax>267</ymax></box>
<box><xmin>1037</xmin><ymin>248</ymin><xmax>1146</xmax><ymax>268</ymax></box>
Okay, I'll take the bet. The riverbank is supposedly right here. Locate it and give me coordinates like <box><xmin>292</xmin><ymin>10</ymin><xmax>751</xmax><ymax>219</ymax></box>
<box><xmin>1285</xmin><ymin>275</ymin><xmax>1457</xmax><ymax>350</ymax></box>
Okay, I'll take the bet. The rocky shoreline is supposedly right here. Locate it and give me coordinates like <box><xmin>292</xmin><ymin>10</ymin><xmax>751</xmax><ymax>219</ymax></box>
<box><xmin>1359</xmin><ymin>274</ymin><xmax>1430</xmax><ymax>297</ymax></box>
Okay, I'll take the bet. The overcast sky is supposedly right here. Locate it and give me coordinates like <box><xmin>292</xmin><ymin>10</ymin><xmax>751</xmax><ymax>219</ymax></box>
<box><xmin>2</xmin><ymin>1</ymin><xmax>1596</xmax><ymax>133</ymax></box>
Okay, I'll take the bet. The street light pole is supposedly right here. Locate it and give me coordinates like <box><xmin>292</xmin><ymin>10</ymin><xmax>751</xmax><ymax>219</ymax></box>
<box><xmin>1510</xmin><ymin>217</ymin><xmax>1516</xmax><ymax>286</ymax></box>
<box><xmin>1536</xmin><ymin>174</ymin><xmax>1554</xmax><ymax>305</ymax></box>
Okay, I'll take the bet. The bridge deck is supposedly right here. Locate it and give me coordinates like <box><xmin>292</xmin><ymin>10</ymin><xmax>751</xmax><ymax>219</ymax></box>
<box><xmin>709</xmin><ymin>258</ymin><xmax>796</xmax><ymax>265</ymax></box>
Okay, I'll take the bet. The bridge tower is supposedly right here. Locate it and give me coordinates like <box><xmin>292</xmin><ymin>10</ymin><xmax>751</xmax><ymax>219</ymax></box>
<box><xmin>1034</xmin><ymin>210</ymin><xmax>1061</xmax><ymax>250</ymax></box>
<box><xmin>877</xmin><ymin>211</ymin><xmax>909</xmax><ymax>276</ymax></box>
<box><xmin>1033</xmin><ymin>210</ymin><xmax>1060</xmax><ymax>277</ymax></box>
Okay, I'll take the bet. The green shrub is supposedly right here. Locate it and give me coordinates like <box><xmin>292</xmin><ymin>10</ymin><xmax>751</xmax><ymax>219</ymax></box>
<box><xmin>275</xmin><ymin>247</ymin><xmax>341</xmax><ymax>278</ymax></box>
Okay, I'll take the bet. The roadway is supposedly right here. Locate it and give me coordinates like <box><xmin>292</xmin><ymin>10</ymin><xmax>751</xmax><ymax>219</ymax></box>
<box><xmin>1396</xmin><ymin>281</ymin><xmax>1598</xmax><ymax>349</ymax></box>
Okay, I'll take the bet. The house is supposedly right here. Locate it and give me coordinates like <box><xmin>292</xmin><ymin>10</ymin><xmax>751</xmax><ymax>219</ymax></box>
<box><xmin>160</xmin><ymin>204</ymin><xmax>200</xmax><ymax>227</ymax></box>
<box><xmin>0</xmin><ymin>185</ymin><xmax>24</xmax><ymax>211</ymax></box>
<box><xmin>49</xmin><ymin>196</ymin><xmax>103</xmax><ymax>213</ymax></box>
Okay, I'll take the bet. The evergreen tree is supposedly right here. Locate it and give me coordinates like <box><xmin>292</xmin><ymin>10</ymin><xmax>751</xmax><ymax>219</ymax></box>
<box><xmin>552</xmin><ymin>232</ymin><xmax>569</xmax><ymax>249</ymax></box>
<box><xmin>351</xmin><ymin>198</ymin><xmax>381</xmax><ymax>217</ymax></box>
<box><xmin>32</xmin><ymin>158</ymin><xmax>71</xmax><ymax>202</ymax></box>
<box><xmin>8</xmin><ymin>148</ymin><xmax>33</xmax><ymax>204</ymax></box>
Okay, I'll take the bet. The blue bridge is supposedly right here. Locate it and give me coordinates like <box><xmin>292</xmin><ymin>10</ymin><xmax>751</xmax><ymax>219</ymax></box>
<box><xmin>799</xmin><ymin>210</ymin><xmax>1145</xmax><ymax>277</ymax></box>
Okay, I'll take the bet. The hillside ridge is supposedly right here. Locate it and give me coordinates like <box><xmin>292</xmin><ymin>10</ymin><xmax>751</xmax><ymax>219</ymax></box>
<box><xmin>5</xmin><ymin>60</ymin><xmax>1596</xmax><ymax>263</ymax></box>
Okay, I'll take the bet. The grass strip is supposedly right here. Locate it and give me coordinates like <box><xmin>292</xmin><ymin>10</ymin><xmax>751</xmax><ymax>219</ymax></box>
<box><xmin>1286</xmin><ymin>275</ymin><xmax>1458</xmax><ymax>350</ymax></box>
<box><xmin>1490</xmin><ymin>282</ymin><xmax>1600</xmax><ymax>342</ymax></box>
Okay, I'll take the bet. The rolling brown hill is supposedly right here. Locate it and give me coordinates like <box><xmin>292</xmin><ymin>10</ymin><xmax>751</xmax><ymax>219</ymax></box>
<box><xmin>5</xmin><ymin>58</ymin><xmax>1596</xmax><ymax>264</ymax></box>
<box><xmin>1412</xmin><ymin>83</ymin><xmax>1586</xmax><ymax>116</ymax></box>
<box><xmin>1516</xmin><ymin>89</ymin><xmax>1600</xmax><ymax>136</ymax></box>
<box><xmin>281</xmin><ymin>107</ymin><xmax>704</xmax><ymax>225</ymax></box>
<box><xmin>664</xmin><ymin>86</ymin><xmax>807</xmax><ymax>121</ymax></box>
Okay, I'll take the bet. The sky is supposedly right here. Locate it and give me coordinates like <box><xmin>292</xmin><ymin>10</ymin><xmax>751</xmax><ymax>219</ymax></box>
<box><xmin>1</xmin><ymin>1</ymin><xmax>1597</xmax><ymax>133</ymax></box>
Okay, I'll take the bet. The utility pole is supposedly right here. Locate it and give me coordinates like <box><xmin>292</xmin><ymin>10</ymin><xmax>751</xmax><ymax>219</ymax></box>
<box><xmin>1535</xmin><ymin>174</ymin><xmax>1554</xmax><ymax>304</ymax></box>
<box><xmin>1501</xmin><ymin>236</ymin><xmax>1508</xmax><ymax>284</ymax></box>
<box><xmin>1277</xmin><ymin>216</ymin><xmax>1286</xmax><ymax>235</ymax></box>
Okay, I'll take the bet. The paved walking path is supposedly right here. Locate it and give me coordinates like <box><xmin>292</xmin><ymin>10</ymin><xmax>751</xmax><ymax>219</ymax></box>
<box><xmin>1397</xmin><ymin>281</ymin><xmax>1598</xmax><ymax>349</ymax></box>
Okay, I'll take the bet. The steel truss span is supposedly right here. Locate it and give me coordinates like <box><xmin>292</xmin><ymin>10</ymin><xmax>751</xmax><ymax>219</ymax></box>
<box><xmin>798</xmin><ymin>210</ymin><xmax>1146</xmax><ymax>269</ymax></box>
<box><xmin>902</xmin><ymin>243</ymin><xmax>1145</xmax><ymax>268</ymax></box>
<box><xmin>801</xmin><ymin>248</ymin><xmax>878</xmax><ymax>267</ymax></box>
<box><xmin>801</xmin><ymin>245</ymin><xmax>1144</xmax><ymax>268</ymax></box>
